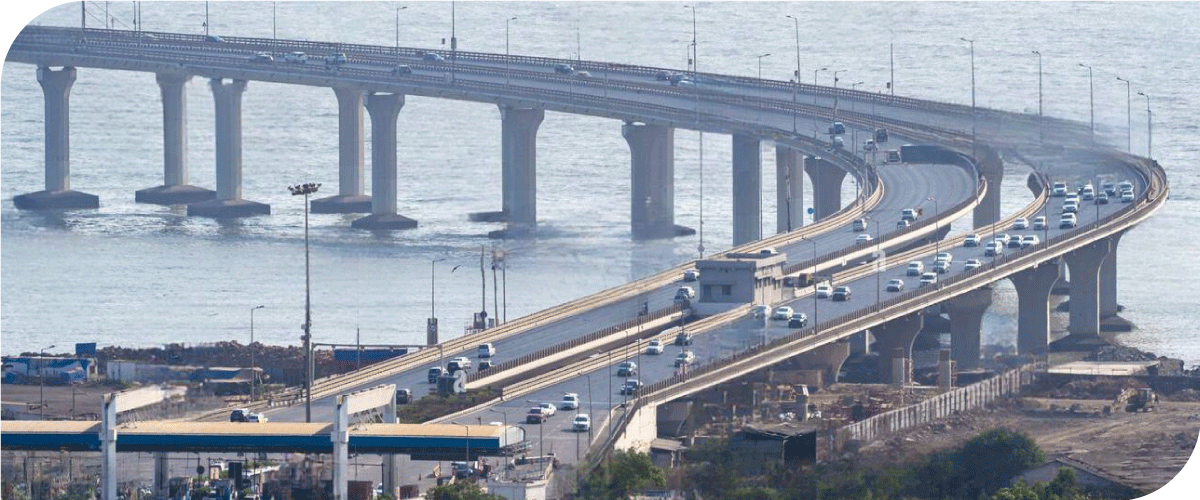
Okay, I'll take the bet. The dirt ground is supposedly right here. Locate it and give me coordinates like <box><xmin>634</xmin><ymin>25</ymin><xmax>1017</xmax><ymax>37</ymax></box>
<box><xmin>852</xmin><ymin>395</ymin><xmax>1200</xmax><ymax>494</ymax></box>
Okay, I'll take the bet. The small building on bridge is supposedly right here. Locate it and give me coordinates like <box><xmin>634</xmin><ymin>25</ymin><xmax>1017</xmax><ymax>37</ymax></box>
<box><xmin>694</xmin><ymin>251</ymin><xmax>787</xmax><ymax>312</ymax></box>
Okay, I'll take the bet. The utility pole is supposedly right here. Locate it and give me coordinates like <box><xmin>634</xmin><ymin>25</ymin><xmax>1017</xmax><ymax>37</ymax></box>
<box><xmin>1117</xmin><ymin>76</ymin><xmax>1132</xmax><ymax>153</ymax></box>
<box><xmin>1079</xmin><ymin>63</ymin><xmax>1095</xmax><ymax>143</ymax></box>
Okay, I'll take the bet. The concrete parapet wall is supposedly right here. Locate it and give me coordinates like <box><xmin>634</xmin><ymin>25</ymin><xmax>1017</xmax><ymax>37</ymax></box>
<box><xmin>613</xmin><ymin>403</ymin><xmax>657</xmax><ymax>453</ymax></box>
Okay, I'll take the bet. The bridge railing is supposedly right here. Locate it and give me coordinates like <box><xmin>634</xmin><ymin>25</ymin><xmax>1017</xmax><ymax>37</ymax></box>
<box><xmin>464</xmin><ymin>304</ymin><xmax>684</xmax><ymax>385</ymax></box>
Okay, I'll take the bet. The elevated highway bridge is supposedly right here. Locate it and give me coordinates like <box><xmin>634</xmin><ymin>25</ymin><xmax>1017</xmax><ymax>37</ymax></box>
<box><xmin>2</xmin><ymin>24</ymin><xmax>1167</xmax><ymax>500</ymax></box>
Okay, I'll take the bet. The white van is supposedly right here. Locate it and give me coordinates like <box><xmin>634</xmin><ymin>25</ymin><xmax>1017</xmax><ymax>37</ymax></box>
<box><xmin>478</xmin><ymin>343</ymin><xmax>496</xmax><ymax>358</ymax></box>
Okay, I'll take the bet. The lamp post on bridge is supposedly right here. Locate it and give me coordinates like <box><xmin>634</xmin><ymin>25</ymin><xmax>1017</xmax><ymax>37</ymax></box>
<box><xmin>288</xmin><ymin>181</ymin><xmax>321</xmax><ymax>423</ymax></box>
<box><xmin>1138</xmin><ymin>92</ymin><xmax>1152</xmax><ymax>159</ymax></box>
<box><xmin>450</xmin><ymin>421</ymin><xmax>470</xmax><ymax>464</ymax></box>
<box><xmin>1078</xmin><ymin>63</ymin><xmax>1094</xmax><ymax>143</ymax></box>
<box><xmin>250</xmin><ymin>305</ymin><xmax>264</xmax><ymax>402</ymax></box>
<box><xmin>785</xmin><ymin>14</ymin><xmax>800</xmax><ymax>134</ymax></box>
<box><xmin>800</xmin><ymin>236</ymin><xmax>818</xmax><ymax>335</ymax></box>
<box><xmin>813</xmin><ymin>67</ymin><xmax>827</xmax><ymax>108</ymax></box>
<box><xmin>395</xmin><ymin>6</ymin><xmax>407</xmax><ymax>64</ymax></box>
<box><xmin>505</xmin><ymin>16</ymin><xmax>517</xmax><ymax>88</ymax></box>
<box><xmin>756</xmin><ymin>52</ymin><xmax>771</xmax><ymax>125</ymax></box>
<box><xmin>832</xmin><ymin>69</ymin><xmax>847</xmax><ymax>117</ymax></box>
<box><xmin>1032</xmin><ymin>50</ymin><xmax>1043</xmax><ymax>143</ymax></box>
<box><xmin>1116</xmin><ymin>76</ymin><xmax>1132</xmax><ymax>153</ymax></box>
<box><xmin>960</xmin><ymin>37</ymin><xmax>976</xmax><ymax>155</ymax></box>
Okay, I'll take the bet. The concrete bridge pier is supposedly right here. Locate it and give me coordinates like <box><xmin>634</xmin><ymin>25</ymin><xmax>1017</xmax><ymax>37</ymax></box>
<box><xmin>353</xmin><ymin>93</ymin><xmax>418</xmax><ymax>230</ymax></box>
<box><xmin>776</xmin><ymin>146</ymin><xmax>804</xmax><ymax>233</ymax></box>
<box><xmin>946</xmin><ymin>286</ymin><xmax>993</xmax><ymax>371</ymax></box>
<box><xmin>1063</xmin><ymin>238</ymin><xmax>1111</xmax><ymax>339</ymax></box>
<box><xmin>153</xmin><ymin>452</ymin><xmax>169</xmax><ymax>498</ymax></box>
<box><xmin>312</xmin><ymin>87</ymin><xmax>371</xmax><ymax>213</ymax></box>
<box><xmin>1099</xmin><ymin>230</ymin><xmax>1133</xmax><ymax>331</ymax></box>
<box><xmin>136</xmin><ymin>73</ymin><xmax>215</xmax><ymax>205</ymax></box>
<box><xmin>732</xmin><ymin>134</ymin><xmax>762</xmax><ymax>245</ymax></box>
<box><xmin>13</xmin><ymin>66</ymin><xmax>100</xmax><ymax>210</ymax></box>
<box><xmin>623</xmin><ymin>122</ymin><xmax>693</xmax><ymax>239</ymax></box>
<box><xmin>1011</xmin><ymin>261</ymin><xmax>1059</xmax><ymax>355</ymax></box>
<box><xmin>187</xmin><ymin>79</ymin><xmax>270</xmax><ymax>217</ymax></box>
<box><xmin>471</xmin><ymin>107</ymin><xmax>545</xmax><ymax>234</ymax></box>
<box><xmin>972</xmin><ymin>146</ymin><xmax>1004</xmax><ymax>228</ymax></box>
<box><xmin>793</xmin><ymin>340</ymin><xmax>851</xmax><ymax>386</ymax></box>
<box><xmin>872</xmin><ymin>313</ymin><xmax>923</xmax><ymax>385</ymax></box>
<box><xmin>804</xmin><ymin>156</ymin><xmax>847</xmax><ymax>222</ymax></box>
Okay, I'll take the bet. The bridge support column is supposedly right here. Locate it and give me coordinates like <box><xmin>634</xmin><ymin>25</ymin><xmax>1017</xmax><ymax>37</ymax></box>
<box><xmin>382</xmin><ymin>396</ymin><xmax>400</xmax><ymax>497</ymax></box>
<box><xmin>946</xmin><ymin>286</ymin><xmax>993</xmax><ymax>371</ymax></box>
<box><xmin>805</xmin><ymin>156</ymin><xmax>847</xmax><ymax>222</ymax></box>
<box><xmin>332</xmin><ymin>398</ymin><xmax>350</xmax><ymax>500</ymax></box>
<box><xmin>972</xmin><ymin>146</ymin><xmax>1003</xmax><ymax>228</ymax></box>
<box><xmin>622</xmin><ymin>122</ymin><xmax>692</xmax><ymax>239</ymax></box>
<box><xmin>1099</xmin><ymin>230</ymin><xmax>1133</xmax><ymax>331</ymax></box>
<box><xmin>793</xmin><ymin>340</ymin><xmax>850</xmax><ymax>386</ymax></box>
<box><xmin>188</xmin><ymin>79</ymin><xmax>270</xmax><ymax>217</ymax></box>
<box><xmin>776</xmin><ymin>146</ymin><xmax>804</xmax><ymax>233</ymax></box>
<box><xmin>732</xmin><ymin>134</ymin><xmax>762</xmax><ymax>245</ymax></box>
<box><xmin>312</xmin><ymin>87</ymin><xmax>371</xmax><ymax>213</ymax></box>
<box><xmin>1011</xmin><ymin>261</ymin><xmax>1059</xmax><ymax>355</ymax></box>
<box><xmin>354</xmin><ymin>93</ymin><xmax>418</xmax><ymax>229</ymax></box>
<box><xmin>1064</xmin><ymin>238</ymin><xmax>1111</xmax><ymax>338</ymax></box>
<box><xmin>14</xmin><ymin>66</ymin><xmax>100</xmax><ymax>210</ymax></box>
<box><xmin>153</xmin><ymin>452</ymin><xmax>169</xmax><ymax>498</ymax></box>
<box><xmin>872</xmin><ymin>313</ymin><xmax>923</xmax><ymax>385</ymax></box>
<box><xmin>137</xmin><ymin>73</ymin><xmax>215</xmax><ymax>205</ymax></box>
<box><xmin>100</xmin><ymin>394</ymin><xmax>117</xmax><ymax>500</ymax></box>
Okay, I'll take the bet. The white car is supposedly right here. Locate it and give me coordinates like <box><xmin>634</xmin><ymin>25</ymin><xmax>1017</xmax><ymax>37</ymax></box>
<box><xmin>1021</xmin><ymin>235</ymin><xmax>1040</xmax><ymax>248</ymax></box>
<box><xmin>674</xmin><ymin>286</ymin><xmax>696</xmax><ymax>301</ymax></box>
<box><xmin>1012</xmin><ymin>218</ymin><xmax>1029</xmax><ymax>230</ymax></box>
<box><xmin>984</xmin><ymin>241</ymin><xmax>1004</xmax><ymax>257</ymax></box>
<box><xmin>933</xmin><ymin>261</ymin><xmax>951</xmax><ymax>274</ymax></box>
<box><xmin>758</xmin><ymin>247</ymin><xmax>780</xmax><ymax>257</ymax></box>
<box><xmin>646</xmin><ymin>339</ymin><xmax>664</xmax><ymax>355</ymax></box>
<box><xmin>572</xmin><ymin>414</ymin><xmax>592</xmax><ymax>432</ymax></box>
<box><xmin>1120</xmin><ymin>191</ymin><xmax>1135</xmax><ymax>203</ymax></box>
<box><xmin>1062</xmin><ymin>201</ymin><xmax>1079</xmax><ymax>214</ymax></box>
<box><xmin>919</xmin><ymin>272</ymin><xmax>938</xmax><ymax>288</ymax></box>
<box><xmin>536</xmin><ymin>402</ymin><xmax>557</xmax><ymax>417</ymax></box>
<box><xmin>964</xmin><ymin>259</ymin><xmax>983</xmax><ymax>270</ymax></box>
<box><xmin>449</xmin><ymin>356</ymin><xmax>472</xmax><ymax>370</ymax></box>
<box><xmin>683</xmin><ymin>268</ymin><xmax>700</xmax><ymax>282</ymax></box>
<box><xmin>674</xmin><ymin>350</ymin><xmax>696</xmax><ymax>367</ymax></box>
<box><xmin>246</xmin><ymin>413</ymin><xmax>268</xmax><ymax>423</ymax></box>
<box><xmin>1060</xmin><ymin>213</ymin><xmax>1078</xmax><ymax>228</ymax></box>
<box><xmin>815</xmin><ymin>283</ymin><xmax>832</xmax><ymax>298</ymax></box>
<box><xmin>1051</xmin><ymin>182</ymin><xmax>1068</xmax><ymax>197</ymax></box>
<box><xmin>963</xmin><ymin>234</ymin><xmax>980</xmax><ymax>247</ymax></box>
<box><xmin>886</xmin><ymin>278</ymin><xmax>905</xmax><ymax>292</ymax></box>
<box><xmin>935</xmin><ymin>252</ymin><xmax>953</xmax><ymax>264</ymax></box>
<box><xmin>771</xmin><ymin>306</ymin><xmax>794</xmax><ymax>321</ymax></box>
<box><xmin>906</xmin><ymin>261</ymin><xmax>924</xmax><ymax>276</ymax></box>
<box><xmin>856</xmin><ymin>234</ymin><xmax>873</xmax><ymax>244</ymax></box>
<box><xmin>1032</xmin><ymin>216</ymin><xmax>1047</xmax><ymax>230</ymax></box>
<box><xmin>560</xmin><ymin>393</ymin><xmax>580</xmax><ymax>410</ymax></box>
<box><xmin>284</xmin><ymin>51</ymin><xmax>307</xmax><ymax>63</ymax></box>
<box><xmin>853</xmin><ymin>218</ymin><xmax>868</xmax><ymax>232</ymax></box>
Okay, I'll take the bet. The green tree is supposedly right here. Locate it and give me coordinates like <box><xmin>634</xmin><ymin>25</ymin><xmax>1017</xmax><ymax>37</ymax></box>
<box><xmin>608</xmin><ymin>450</ymin><xmax>667</xmax><ymax>498</ymax></box>
<box><xmin>425</xmin><ymin>480</ymin><xmax>504</xmax><ymax>500</ymax></box>
<box><xmin>954</xmin><ymin>428</ymin><xmax>1046</xmax><ymax>498</ymax></box>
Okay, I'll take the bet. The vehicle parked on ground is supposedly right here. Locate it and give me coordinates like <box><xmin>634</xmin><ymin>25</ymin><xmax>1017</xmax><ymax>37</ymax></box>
<box><xmin>675</xmin><ymin>351</ymin><xmax>695</xmax><ymax>367</ymax></box>
<box><xmin>788</xmin><ymin>312</ymin><xmax>809</xmax><ymax>328</ymax></box>
<box><xmin>452</xmin><ymin>461</ymin><xmax>476</xmax><ymax>478</ymax></box>
<box><xmin>832</xmin><ymin>286</ymin><xmax>852</xmax><ymax>301</ymax></box>
<box><xmin>919</xmin><ymin>272</ymin><xmax>938</xmax><ymax>287</ymax></box>
<box><xmin>772</xmin><ymin>306</ymin><xmax>793</xmax><ymax>321</ymax></box>
<box><xmin>886</xmin><ymin>278</ymin><xmax>905</xmax><ymax>292</ymax></box>
<box><xmin>646</xmin><ymin>339</ymin><xmax>664</xmax><ymax>355</ymax></box>
<box><xmin>617</xmin><ymin>361</ymin><xmax>638</xmax><ymax>377</ymax></box>
<box><xmin>907</xmin><ymin>261</ymin><xmax>924</xmax><ymax>276</ymax></box>
<box><xmin>573</xmin><ymin>414</ymin><xmax>592</xmax><ymax>431</ymax></box>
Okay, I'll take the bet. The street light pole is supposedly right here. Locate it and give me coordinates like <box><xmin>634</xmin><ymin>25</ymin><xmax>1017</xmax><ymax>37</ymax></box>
<box><xmin>1117</xmin><ymin>76</ymin><xmax>1132</xmax><ymax>153</ymax></box>
<box><xmin>1079</xmin><ymin>63</ymin><xmax>1094</xmax><ymax>142</ymax></box>
<box><xmin>506</xmin><ymin>16</ymin><xmax>517</xmax><ymax>88</ymax></box>
<box><xmin>786</xmin><ymin>15</ymin><xmax>800</xmax><ymax>134</ymax></box>
<box><xmin>395</xmin><ymin>6</ymin><xmax>406</xmax><ymax>64</ymax></box>
<box><xmin>39</xmin><ymin>344</ymin><xmax>55</xmax><ymax>418</ymax></box>
<box><xmin>961</xmin><ymin>37</ymin><xmax>976</xmax><ymax>155</ymax></box>
<box><xmin>1138</xmin><ymin>92</ymin><xmax>1151</xmax><ymax>159</ymax></box>
<box><xmin>927</xmin><ymin>196</ymin><xmax>940</xmax><ymax>257</ymax></box>
<box><xmin>813</xmin><ymin>67</ymin><xmax>827</xmax><ymax>107</ymax></box>
<box><xmin>288</xmin><ymin>182</ymin><xmax>321</xmax><ymax>423</ymax></box>
<box><xmin>833</xmin><ymin>69</ymin><xmax>846</xmax><ymax>117</ymax></box>
<box><xmin>756</xmin><ymin>52</ymin><xmax>771</xmax><ymax>124</ymax></box>
<box><xmin>1032</xmin><ymin>50</ymin><xmax>1043</xmax><ymax>143</ymax></box>
<box><xmin>250</xmin><ymin>305</ymin><xmax>264</xmax><ymax>402</ymax></box>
